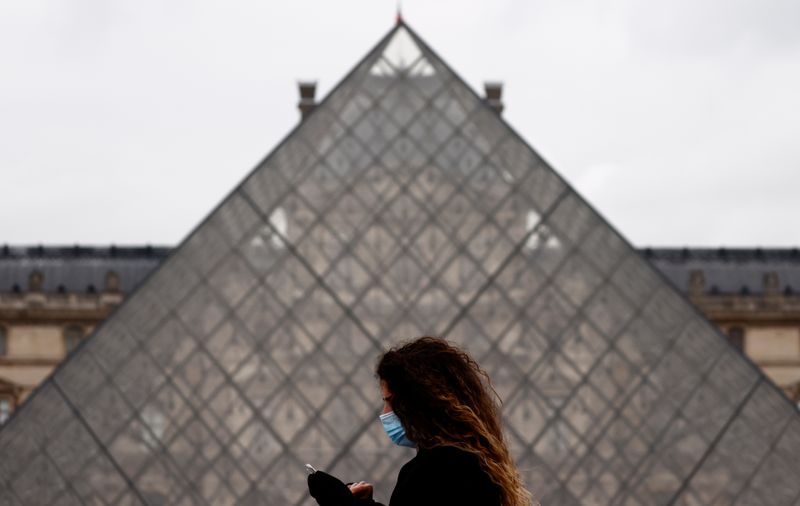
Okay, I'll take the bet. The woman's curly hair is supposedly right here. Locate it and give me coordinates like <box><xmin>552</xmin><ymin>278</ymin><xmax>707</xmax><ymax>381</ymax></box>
<box><xmin>376</xmin><ymin>336</ymin><xmax>534</xmax><ymax>506</ymax></box>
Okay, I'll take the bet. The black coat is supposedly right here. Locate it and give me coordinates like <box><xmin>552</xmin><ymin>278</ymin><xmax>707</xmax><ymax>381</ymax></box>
<box><xmin>387</xmin><ymin>446</ymin><xmax>501</xmax><ymax>506</ymax></box>
<box><xmin>308</xmin><ymin>446</ymin><xmax>501</xmax><ymax>506</ymax></box>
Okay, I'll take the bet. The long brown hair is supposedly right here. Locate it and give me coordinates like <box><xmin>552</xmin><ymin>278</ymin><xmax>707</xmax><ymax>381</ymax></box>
<box><xmin>376</xmin><ymin>337</ymin><xmax>534</xmax><ymax>506</ymax></box>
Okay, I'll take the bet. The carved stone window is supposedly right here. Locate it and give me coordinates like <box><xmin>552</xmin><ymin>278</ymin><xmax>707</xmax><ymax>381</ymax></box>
<box><xmin>28</xmin><ymin>270</ymin><xmax>44</xmax><ymax>292</ymax></box>
<box><xmin>763</xmin><ymin>271</ymin><xmax>780</xmax><ymax>295</ymax></box>
<box><xmin>728</xmin><ymin>326</ymin><xmax>745</xmax><ymax>352</ymax></box>
<box><xmin>689</xmin><ymin>270</ymin><xmax>706</xmax><ymax>296</ymax></box>
<box><xmin>105</xmin><ymin>270</ymin><xmax>121</xmax><ymax>293</ymax></box>
<box><xmin>63</xmin><ymin>325</ymin><xmax>84</xmax><ymax>354</ymax></box>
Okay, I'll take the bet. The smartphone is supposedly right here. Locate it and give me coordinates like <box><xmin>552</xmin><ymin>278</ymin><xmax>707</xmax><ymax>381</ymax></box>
<box><xmin>304</xmin><ymin>464</ymin><xmax>317</xmax><ymax>475</ymax></box>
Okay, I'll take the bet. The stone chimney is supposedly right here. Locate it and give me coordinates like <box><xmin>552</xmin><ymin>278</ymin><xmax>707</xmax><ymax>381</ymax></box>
<box><xmin>484</xmin><ymin>82</ymin><xmax>504</xmax><ymax>115</ymax></box>
<box><xmin>298</xmin><ymin>81</ymin><xmax>317</xmax><ymax>120</ymax></box>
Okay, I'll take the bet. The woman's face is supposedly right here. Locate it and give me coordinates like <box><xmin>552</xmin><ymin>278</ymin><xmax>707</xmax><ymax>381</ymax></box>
<box><xmin>380</xmin><ymin>380</ymin><xmax>393</xmax><ymax>415</ymax></box>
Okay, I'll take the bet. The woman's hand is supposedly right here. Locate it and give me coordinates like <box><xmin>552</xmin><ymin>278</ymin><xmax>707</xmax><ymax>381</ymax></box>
<box><xmin>348</xmin><ymin>481</ymin><xmax>373</xmax><ymax>500</ymax></box>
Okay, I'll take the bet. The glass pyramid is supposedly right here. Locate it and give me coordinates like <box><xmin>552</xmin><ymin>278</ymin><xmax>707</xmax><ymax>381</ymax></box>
<box><xmin>2</xmin><ymin>22</ymin><xmax>799</xmax><ymax>506</ymax></box>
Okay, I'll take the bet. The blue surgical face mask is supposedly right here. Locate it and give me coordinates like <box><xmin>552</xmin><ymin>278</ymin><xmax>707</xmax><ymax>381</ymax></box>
<box><xmin>379</xmin><ymin>411</ymin><xmax>416</xmax><ymax>448</ymax></box>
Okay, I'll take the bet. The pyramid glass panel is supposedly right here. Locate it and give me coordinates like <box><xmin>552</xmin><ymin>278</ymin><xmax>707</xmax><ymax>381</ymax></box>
<box><xmin>2</xmin><ymin>21</ymin><xmax>799</xmax><ymax>506</ymax></box>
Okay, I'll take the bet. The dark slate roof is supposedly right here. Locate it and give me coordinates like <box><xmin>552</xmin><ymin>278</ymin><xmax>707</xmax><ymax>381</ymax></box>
<box><xmin>0</xmin><ymin>245</ymin><xmax>169</xmax><ymax>294</ymax></box>
<box><xmin>643</xmin><ymin>247</ymin><xmax>800</xmax><ymax>295</ymax></box>
<box><xmin>2</xmin><ymin>245</ymin><xmax>799</xmax><ymax>295</ymax></box>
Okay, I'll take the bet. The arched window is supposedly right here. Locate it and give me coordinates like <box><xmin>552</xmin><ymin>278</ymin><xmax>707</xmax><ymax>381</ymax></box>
<box><xmin>64</xmin><ymin>325</ymin><xmax>84</xmax><ymax>354</ymax></box>
<box><xmin>0</xmin><ymin>326</ymin><xmax>6</xmax><ymax>357</ymax></box>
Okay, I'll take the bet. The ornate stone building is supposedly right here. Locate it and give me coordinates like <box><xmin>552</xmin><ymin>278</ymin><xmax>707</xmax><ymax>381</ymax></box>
<box><xmin>0</xmin><ymin>246</ymin><xmax>167</xmax><ymax>421</ymax></box>
<box><xmin>645</xmin><ymin>248</ymin><xmax>800</xmax><ymax>402</ymax></box>
<box><xmin>2</xmin><ymin>246</ymin><xmax>798</xmax><ymax>424</ymax></box>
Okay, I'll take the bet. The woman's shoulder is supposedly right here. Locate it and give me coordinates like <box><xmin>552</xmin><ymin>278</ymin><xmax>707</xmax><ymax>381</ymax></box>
<box><xmin>413</xmin><ymin>445</ymin><xmax>490</xmax><ymax>481</ymax></box>
<box><xmin>397</xmin><ymin>445</ymin><xmax>481</xmax><ymax>478</ymax></box>
<box><xmin>392</xmin><ymin>446</ymin><xmax>500</xmax><ymax>505</ymax></box>
<box><xmin>418</xmin><ymin>445</ymin><xmax>479</xmax><ymax>466</ymax></box>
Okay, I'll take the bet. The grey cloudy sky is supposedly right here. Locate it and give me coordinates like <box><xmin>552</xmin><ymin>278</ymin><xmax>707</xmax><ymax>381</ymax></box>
<box><xmin>2</xmin><ymin>0</ymin><xmax>799</xmax><ymax>247</ymax></box>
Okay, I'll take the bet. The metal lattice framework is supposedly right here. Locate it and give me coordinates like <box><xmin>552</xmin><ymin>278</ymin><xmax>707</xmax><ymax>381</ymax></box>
<box><xmin>2</xmin><ymin>22</ymin><xmax>799</xmax><ymax>506</ymax></box>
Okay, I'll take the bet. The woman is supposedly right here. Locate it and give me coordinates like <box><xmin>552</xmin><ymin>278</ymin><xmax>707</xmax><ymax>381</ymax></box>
<box><xmin>309</xmin><ymin>336</ymin><xmax>534</xmax><ymax>506</ymax></box>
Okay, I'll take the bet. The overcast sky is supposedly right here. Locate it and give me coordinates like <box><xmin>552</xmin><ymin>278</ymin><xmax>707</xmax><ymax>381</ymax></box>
<box><xmin>2</xmin><ymin>0</ymin><xmax>799</xmax><ymax>247</ymax></box>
